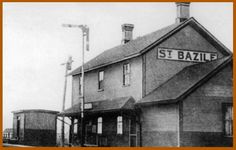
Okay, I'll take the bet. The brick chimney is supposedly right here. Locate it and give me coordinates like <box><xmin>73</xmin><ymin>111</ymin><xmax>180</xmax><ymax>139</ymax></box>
<box><xmin>176</xmin><ymin>2</ymin><xmax>190</xmax><ymax>23</ymax></box>
<box><xmin>121</xmin><ymin>24</ymin><xmax>134</xmax><ymax>44</ymax></box>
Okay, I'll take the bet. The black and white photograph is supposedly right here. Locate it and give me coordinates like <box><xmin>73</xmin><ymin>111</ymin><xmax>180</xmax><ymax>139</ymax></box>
<box><xmin>3</xmin><ymin>2</ymin><xmax>233</xmax><ymax>147</ymax></box>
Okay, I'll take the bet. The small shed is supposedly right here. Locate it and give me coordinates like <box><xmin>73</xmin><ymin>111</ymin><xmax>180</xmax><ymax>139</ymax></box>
<box><xmin>12</xmin><ymin>109</ymin><xmax>59</xmax><ymax>146</ymax></box>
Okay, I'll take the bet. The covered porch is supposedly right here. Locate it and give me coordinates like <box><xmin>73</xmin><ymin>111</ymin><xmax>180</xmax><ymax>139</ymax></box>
<box><xmin>58</xmin><ymin>96</ymin><xmax>141</xmax><ymax>147</ymax></box>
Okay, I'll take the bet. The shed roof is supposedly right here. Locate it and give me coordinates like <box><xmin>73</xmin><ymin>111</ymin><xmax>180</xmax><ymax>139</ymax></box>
<box><xmin>12</xmin><ymin>109</ymin><xmax>59</xmax><ymax>114</ymax></box>
<box><xmin>136</xmin><ymin>56</ymin><xmax>232</xmax><ymax>105</ymax></box>
<box><xmin>58</xmin><ymin>96</ymin><xmax>135</xmax><ymax>116</ymax></box>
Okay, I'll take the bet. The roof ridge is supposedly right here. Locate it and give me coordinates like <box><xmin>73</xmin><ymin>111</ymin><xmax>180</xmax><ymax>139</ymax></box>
<box><xmin>68</xmin><ymin>21</ymin><xmax>183</xmax><ymax>76</ymax></box>
<box><xmin>69</xmin><ymin>17</ymin><xmax>231</xmax><ymax>77</ymax></box>
<box><xmin>134</xmin><ymin>22</ymin><xmax>181</xmax><ymax>41</ymax></box>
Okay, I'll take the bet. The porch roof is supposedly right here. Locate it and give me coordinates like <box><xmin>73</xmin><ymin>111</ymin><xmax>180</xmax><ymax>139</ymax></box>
<box><xmin>136</xmin><ymin>56</ymin><xmax>232</xmax><ymax>105</ymax></box>
<box><xmin>58</xmin><ymin>96</ymin><xmax>135</xmax><ymax>117</ymax></box>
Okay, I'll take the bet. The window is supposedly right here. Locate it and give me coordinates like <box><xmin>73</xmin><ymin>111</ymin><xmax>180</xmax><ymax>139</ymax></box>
<box><xmin>97</xmin><ymin>117</ymin><xmax>102</xmax><ymax>134</ymax></box>
<box><xmin>74</xmin><ymin>119</ymin><xmax>78</xmax><ymax>134</ymax></box>
<box><xmin>117</xmin><ymin>116</ymin><xmax>123</xmax><ymax>134</ymax></box>
<box><xmin>98</xmin><ymin>71</ymin><xmax>104</xmax><ymax>90</ymax></box>
<box><xmin>223</xmin><ymin>103</ymin><xmax>233</xmax><ymax>137</ymax></box>
<box><xmin>123</xmin><ymin>63</ymin><xmax>130</xmax><ymax>86</ymax></box>
<box><xmin>79</xmin><ymin>76</ymin><xmax>82</xmax><ymax>95</ymax></box>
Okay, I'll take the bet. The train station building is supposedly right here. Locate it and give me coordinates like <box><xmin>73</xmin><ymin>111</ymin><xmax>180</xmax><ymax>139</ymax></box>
<box><xmin>59</xmin><ymin>2</ymin><xmax>233</xmax><ymax>147</ymax></box>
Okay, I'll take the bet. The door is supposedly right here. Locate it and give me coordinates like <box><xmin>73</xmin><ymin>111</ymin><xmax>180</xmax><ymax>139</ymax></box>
<box><xmin>16</xmin><ymin>116</ymin><xmax>20</xmax><ymax>139</ymax></box>
<box><xmin>129</xmin><ymin>117</ymin><xmax>137</xmax><ymax>147</ymax></box>
<box><xmin>85</xmin><ymin>121</ymin><xmax>97</xmax><ymax>145</ymax></box>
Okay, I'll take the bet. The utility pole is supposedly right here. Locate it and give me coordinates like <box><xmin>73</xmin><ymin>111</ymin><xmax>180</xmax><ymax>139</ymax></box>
<box><xmin>61</xmin><ymin>56</ymin><xmax>73</xmax><ymax>147</ymax></box>
<box><xmin>62</xmin><ymin>24</ymin><xmax>89</xmax><ymax>147</ymax></box>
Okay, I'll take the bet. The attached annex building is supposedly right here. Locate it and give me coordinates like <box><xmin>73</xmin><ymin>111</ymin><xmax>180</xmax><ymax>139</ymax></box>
<box><xmin>59</xmin><ymin>2</ymin><xmax>233</xmax><ymax>147</ymax></box>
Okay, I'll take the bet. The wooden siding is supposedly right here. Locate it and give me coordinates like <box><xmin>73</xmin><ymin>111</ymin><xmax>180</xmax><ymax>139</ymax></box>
<box><xmin>24</xmin><ymin>112</ymin><xmax>57</xmax><ymax>130</ymax></box>
<box><xmin>72</xmin><ymin>56</ymin><xmax>142</xmax><ymax>105</ymax></box>
<box><xmin>181</xmin><ymin>64</ymin><xmax>232</xmax><ymax>146</ymax></box>
<box><xmin>140</xmin><ymin>104</ymin><xmax>179</xmax><ymax>146</ymax></box>
<box><xmin>23</xmin><ymin>129</ymin><xmax>56</xmax><ymax>146</ymax></box>
<box><xmin>12</xmin><ymin>111</ymin><xmax>57</xmax><ymax>146</ymax></box>
<box><xmin>144</xmin><ymin>25</ymin><xmax>225</xmax><ymax>96</ymax></box>
<box><xmin>72</xmin><ymin>75</ymin><xmax>80</xmax><ymax>106</ymax></box>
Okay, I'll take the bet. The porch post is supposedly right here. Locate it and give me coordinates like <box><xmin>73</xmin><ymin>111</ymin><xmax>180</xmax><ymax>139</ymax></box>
<box><xmin>78</xmin><ymin>117</ymin><xmax>80</xmax><ymax>145</ymax></box>
<box><xmin>70</xmin><ymin>117</ymin><xmax>74</xmax><ymax>145</ymax></box>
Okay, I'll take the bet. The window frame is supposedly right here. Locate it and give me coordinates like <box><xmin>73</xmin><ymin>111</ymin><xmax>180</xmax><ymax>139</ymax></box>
<box><xmin>97</xmin><ymin>117</ymin><xmax>103</xmax><ymax>134</ymax></box>
<box><xmin>98</xmin><ymin>71</ymin><xmax>104</xmax><ymax>91</ymax></box>
<box><xmin>123</xmin><ymin>63</ymin><xmax>131</xmax><ymax>86</ymax></box>
<box><xmin>222</xmin><ymin>103</ymin><xmax>233</xmax><ymax>137</ymax></box>
<box><xmin>79</xmin><ymin>76</ymin><xmax>82</xmax><ymax>95</ymax></box>
<box><xmin>117</xmin><ymin>116</ymin><xmax>123</xmax><ymax>135</ymax></box>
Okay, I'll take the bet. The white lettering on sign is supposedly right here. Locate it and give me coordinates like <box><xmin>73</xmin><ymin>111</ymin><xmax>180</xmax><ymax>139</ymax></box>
<box><xmin>84</xmin><ymin>103</ymin><xmax>92</xmax><ymax>109</ymax></box>
<box><xmin>157</xmin><ymin>48</ymin><xmax>218</xmax><ymax>62</ymax></box>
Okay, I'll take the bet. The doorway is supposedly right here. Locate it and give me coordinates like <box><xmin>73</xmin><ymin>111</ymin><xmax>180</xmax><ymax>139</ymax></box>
<box><xmin>129</xmin><ymin>117</ymin><xmax>137</xmax><ymax>147</ymax></box>
<box><xmin>16</xmin><ymin>116</ymin><xmax>20</xmax><ymax>139</ymax></box>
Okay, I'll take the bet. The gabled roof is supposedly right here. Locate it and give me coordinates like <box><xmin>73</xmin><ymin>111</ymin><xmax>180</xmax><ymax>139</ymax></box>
<box><xmin>69</xmin><ymin>22</ymin><xmax>181</xmax><ymax>76</ymax></box>
<box><xmin>136</xmin><ymin>56</ymin><xmax>232</xmax><ymax>105</ymax></box>
<box><xmin>58</xmin><ymin>96</ymin><xmax>135</xmax><ymax>116</ymax></box>
<box><xmin>69</xmin><ymin>17</ymin><xmax>231</xmax><ymax>76</ymax></box>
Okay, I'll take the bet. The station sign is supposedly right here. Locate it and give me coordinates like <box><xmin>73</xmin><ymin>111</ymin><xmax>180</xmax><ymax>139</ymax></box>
<box><xmin>157</xmin><ymin>48</ymin><xmax>218</xmax><ymax>63</ymax></box>
<box><xmin>84</xmin><ymin>103</ymin><xmax>92</xmax><ymax>110</ymax></box>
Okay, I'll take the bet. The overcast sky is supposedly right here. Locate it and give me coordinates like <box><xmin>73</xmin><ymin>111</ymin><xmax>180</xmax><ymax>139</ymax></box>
<box><xmin>3</xmin><ymin>2</ymin><xmax>233</xmax><ymax>130</ymax></box>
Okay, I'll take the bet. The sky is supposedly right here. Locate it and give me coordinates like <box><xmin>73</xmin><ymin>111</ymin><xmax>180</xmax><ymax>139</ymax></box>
<box><xmin>3</xmin><ymin>2</ymin><xmax>233</xmax><ymax>130</ymax></box>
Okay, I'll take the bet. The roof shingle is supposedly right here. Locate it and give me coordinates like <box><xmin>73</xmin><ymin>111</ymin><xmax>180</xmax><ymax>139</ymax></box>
<box><xmin>58</xmin><ymin>96</ymin><xmax>135</xmax><ymax>116</ymax></box>
<box><xmin>69</xmin><ymin>22</ymin><xmax>181</xmax><ymax>75</ymax></box>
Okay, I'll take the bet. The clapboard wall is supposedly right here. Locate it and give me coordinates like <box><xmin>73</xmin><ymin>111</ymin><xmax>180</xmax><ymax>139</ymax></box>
<box><xmin>12</xmin><ymin>109</ymin><xmax>58</xmax><ymax>146</ymax></box>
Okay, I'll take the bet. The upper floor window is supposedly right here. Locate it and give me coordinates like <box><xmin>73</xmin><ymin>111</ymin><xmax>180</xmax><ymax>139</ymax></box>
<box><xmin>123</xmin><ymin>63</ymin><xmax>130</xmax><ymax>86</ymax></box>
<box><xmin>98</xmin><ymin>71</ymin><xmax>104</xmax><ymax>90</ymax></box>
<box><xmin>79</xmin><ymin>76</ymin><xmax>82</xmax><ymax>95</ymax></box>
<box><xmin>223</xmin><ymin>103</ymin><xmax>233</xmax><ymax>137</ymax></box>
<box><xmin>117</xmin><ymin>116</ymin><xmax>123</xmax><ymax>134</ymax></box>
<box><xmin>97</xmin><ymin>117</ymin><xmax>103</xmax><ymax>134</ymax></box>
